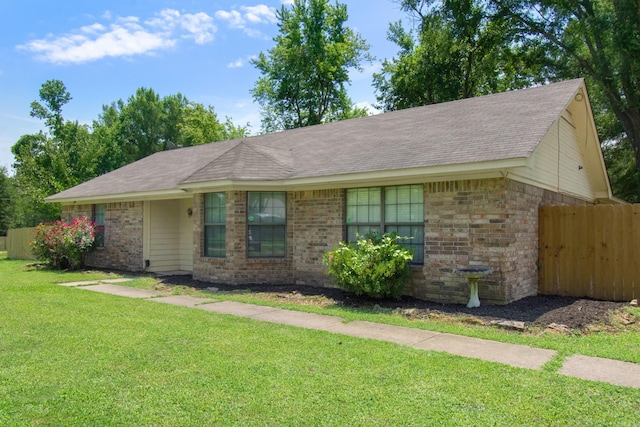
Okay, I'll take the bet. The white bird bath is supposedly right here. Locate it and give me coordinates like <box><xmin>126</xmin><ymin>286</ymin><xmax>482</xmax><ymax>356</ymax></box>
<box><xmin>456</xmin><ymin>266</ymin><xmax>493</xmax><ymax>308</ymax></box>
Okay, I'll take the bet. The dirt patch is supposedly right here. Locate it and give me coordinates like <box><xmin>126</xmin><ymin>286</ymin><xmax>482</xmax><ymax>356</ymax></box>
<box><xmin>156</xmin><ymin>275</ymin><xmax>637</xmax><ymax>333</ymax></box>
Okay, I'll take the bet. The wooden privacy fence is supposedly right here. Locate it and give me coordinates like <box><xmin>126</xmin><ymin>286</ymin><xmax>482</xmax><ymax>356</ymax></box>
<box><xmin>7</xmin><ymin>227</ymin><xmax>36</xmax><ymax>260</ymax></box>
<box><xmin>0</xmin><ymin>236</ymin><xmax>6</xmax><ymax>251</ymax></box>
<box><xmin>539</xmin><ymin>204</ymin><xmax>639</xmax><ymax>301</ymax></box>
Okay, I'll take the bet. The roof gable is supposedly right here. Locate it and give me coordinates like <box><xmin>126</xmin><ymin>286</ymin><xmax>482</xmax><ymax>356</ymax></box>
<box><xmin>184</xmin><ymin>141</ymin><xmax>294</xmax><ymax>182</ymax></box>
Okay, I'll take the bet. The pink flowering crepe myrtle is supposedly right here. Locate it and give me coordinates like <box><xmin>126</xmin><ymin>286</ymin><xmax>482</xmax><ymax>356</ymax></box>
<box><xmin>30</xmin><ymin>216</ymin><xmax>98</xmax><ymax>270</ymax></box>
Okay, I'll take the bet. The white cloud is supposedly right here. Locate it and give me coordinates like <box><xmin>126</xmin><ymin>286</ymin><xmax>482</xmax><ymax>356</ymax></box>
<box><xmin>146</xmin><ymin>9</ymin><xmax>216</xmax><ymax>44</ymax></box>
<box><xmin>179</xmin><ymin>12</ymin><xmax>216</xmax><ymax>44</ymax></box>
<box><xmin>214</xmin><ymin>10</ymin><xmax>245</xmax><ymax>29</ymax></box>
<box><xmin>243</xmin><ymin>27</ymin><xmax>266</xmax><ymax>38</ymax></box>
<box><xmin>215</xmin><ymin>4</ymin><xmax>277</xmax><ymax>37</ymax></box>
<box><xmin>18</xmin><ymin>9</ymin><xmax>217</xmax><ymax>64</ymax></box>
<box><xmin>227</xmin><ymin>54</ymin><xmax>257</xmax><ymax>68</ymax></box>
<box><xmin>80</xmin><ymin>23</ymin><xmax>106</xmax><ymax>35</ymax></box>
<box><xmin>242</xmin><ymin>5</ymin><xmax>277</xmax><ymax>24</ymax></box>
<box><xmin>355</xmin><ymin>101</ymin><xmax>382</xmax><ymax>116</ymax></box>
<box><xmin>227</xmin><ymin>58</ymin><xmax>244</xmax><ymax>68</ymax></box>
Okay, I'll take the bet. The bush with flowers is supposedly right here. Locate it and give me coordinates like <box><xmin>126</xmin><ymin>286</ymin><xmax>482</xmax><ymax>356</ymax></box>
<box><xmin>30</xmin><ymin>216</ymin><xmax>97</xmax><ymax>270</ymax></box>
<box><xmin>323</xmin><ymin>232</ymin><xmax>413</xmax><ymax>300</ymax></box>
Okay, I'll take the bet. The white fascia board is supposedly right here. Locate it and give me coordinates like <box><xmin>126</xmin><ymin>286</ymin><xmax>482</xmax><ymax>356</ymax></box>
<box><xmin>47</xmin><ymin>189</ymin><xmax>191</xmax><ymax>205</ymax></box>
<box><xmin>179</xmin><ymin>158</ymin><xmax>529</xmax><ymax>193</ymax></box>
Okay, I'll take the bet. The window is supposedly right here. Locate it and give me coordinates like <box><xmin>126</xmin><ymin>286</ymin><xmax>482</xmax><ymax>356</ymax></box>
<box><xmin>346</xmin><ymin>185</ymin><xmax>424</xmax><ymax>264</ymax></box>
<box><xmin>204</xmin><ymin>193</ymin><xmax>226</xmax><ymax>257</ymax></box>
<box><xmin>93</xmin><ymin>204</ymin><xmax>105</xmax><ymax>247</ymax></box>
<box><xmin>247</xmin><ymin>192</ymin><xmax>286</xmax><ymax>258</ymax></box>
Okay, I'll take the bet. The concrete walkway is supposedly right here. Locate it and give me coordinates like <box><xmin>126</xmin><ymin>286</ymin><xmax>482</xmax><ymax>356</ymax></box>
<box><xmin>62</xmin><ymin>279</ymin><xmax>640</xmax><ymax>389</ymax></box>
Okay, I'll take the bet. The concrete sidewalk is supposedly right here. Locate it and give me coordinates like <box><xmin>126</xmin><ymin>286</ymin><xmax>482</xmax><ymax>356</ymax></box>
<box><xmin>65</xmin><ymin>280</ymin><xmax>640</xmax><ymax>389</ymax></box>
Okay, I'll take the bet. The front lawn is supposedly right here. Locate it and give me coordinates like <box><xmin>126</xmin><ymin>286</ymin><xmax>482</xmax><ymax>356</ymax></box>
<box><xmin>129</xmin><ymin>274</ymin><xmax>640</xmax><ymax>365</ymax></box>
<box><xmin>1</xmin><ymin>257</ymin><xmax>639</xmax><ymax>426</ymax></box>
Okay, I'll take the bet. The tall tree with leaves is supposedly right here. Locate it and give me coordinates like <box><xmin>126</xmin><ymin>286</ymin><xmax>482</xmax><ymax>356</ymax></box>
<box><xmin>0</xmin><ymin>166</ymin><xmax>15</xmax><ymax>235</ymax></box>
<box><xmin>29</xmin><ymin>79</ymin><xmax>72</xmax><ymax>141</ymax></box>
<box><xmin>12</xmin><ymin>80</ymin><xmax>100</xmax><ymax>223</ymax></box>
<box><xmin>252</xmin><ymin>0</ymin><xmax>371</xmax><ymax>132</ymax></box>
<box><xmin>374</xmin><ymin>0</ymin><xmax>552</xmax><ymax>111</ymax></box>
<box><xmin>94</xmin><ymin>91</ymin><xmax>250</xmax><ymax>169</ymax></box>
<box><xmin>488</xmin><ymin>0</ymin><xmax>640</xmax><ymax>200</ymax></box>
<box><xmin>177</xmin><ymin>103</ymin><xmax>250</xmax><ymax>147</ymax></box>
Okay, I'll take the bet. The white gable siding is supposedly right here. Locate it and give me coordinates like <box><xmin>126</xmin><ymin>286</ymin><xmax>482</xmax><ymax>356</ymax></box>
<box><xmin>509</xmin><ymin>109</ymin><xmax>595</xmax><ymax>201</ymax></box>
<box><xmin>557</xmin><ymin>112</ymin><xmax>593</xmax><ymax>199</ymax></box>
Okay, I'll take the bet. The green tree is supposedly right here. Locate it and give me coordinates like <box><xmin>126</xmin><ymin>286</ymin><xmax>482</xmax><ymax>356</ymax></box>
<box><xmin>12</xmin><ymin>80</ymin><xmax>102</xmax><ymax>224</ymax></box>
<box><xmin>117</xmin><ymin>88</ymin><xmax>181</xmax><ymax>160</ymax></box>
<box><xmin>177</xmin><ymin>103</ymin><xmax>250</xmax><ymax>147</ymax></box>
<box><xmin>374</xmin><ymin>0</ymin><xmax>550</xmax><ymax>111</ymax></box>
<box><xmin>93</xmin><ymin>90</ymin><xmax>250</xmax><ymax>168</ymax></box>
<box><xmin>29</xmin><ymin>79</ymin><xmax>72</xmax><ymax>140</ymax></box>
<box><xmin>489</xmin><ymin>0</ymin><xmax>640</xmax><ymax>199</ymax></box>
<box><xmin>11</xmin><ymin>80</ymin><xmax>252</xmax><ymax>226</ymax></box>
<box><xmin>251</xmin><ymin>0</ymin><xmax>371</xmax><ymax>132</ymax></box>
<box><xmin>92</xmin><ymin>103</ymin><xmax>128</xmax><ymax>175</ymax></box>
<box><xmin>0</xmin><ymin>166</ymin><xmax>15</xmax><ymax>235</ymax></box>
<box><xmin>376</xmin><ymin>0</ymin><xmax>639</xmax><ymax>200</ymax></box>
<box><xmin>11</xmin><ymin>133</ymin><xmax>63</xmax><ymax>223</ymax></box>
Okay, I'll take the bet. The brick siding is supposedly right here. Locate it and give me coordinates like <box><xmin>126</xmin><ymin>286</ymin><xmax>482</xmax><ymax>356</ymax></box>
<box><xmin>420</xmin><ymin>178</ymin><xmax>585</xmax><ymax>304</ymax></box>
<box><xmin>193</xmin><ymin>189</ymin><xmax>344</xmax><ymax>286</ymax></box>
<box><xmin>290</xmin><ymin>189</ymin><xmax>345</xmax><ymax>286</ymax></box>
<box><xmin>62</xmin><ymin>202</ymin><xmax>144</xmax><ymax>272</ymax></box>
<box><xmin>62</xmin><ymin>178</ymin><xmax>586</xmax><ymax>304</ymax></box>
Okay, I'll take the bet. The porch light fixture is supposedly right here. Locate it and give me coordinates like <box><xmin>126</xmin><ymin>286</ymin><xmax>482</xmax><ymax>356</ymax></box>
<box><xmin>187</xmin><ymin>207</ymin><xmax>193</xmax><ymax>217</ymax></box>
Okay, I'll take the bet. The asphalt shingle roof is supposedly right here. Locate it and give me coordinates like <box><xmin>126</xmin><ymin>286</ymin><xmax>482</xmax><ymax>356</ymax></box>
<box><xmin>48</xmin><ymin>78</ymin><xmax>583</xmax><ymax>201</ymax></box>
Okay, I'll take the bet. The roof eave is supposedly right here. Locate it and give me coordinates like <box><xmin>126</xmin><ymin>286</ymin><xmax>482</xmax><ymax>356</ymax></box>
<box><xmin>45</xmin><ymin>188</ymin><xmax>191</xmax><ymax>205</ymax></box>
<box><xmin>179</xmin><ymin>158</ymin><xmax>529</xmax><ymax>192</ymax></box>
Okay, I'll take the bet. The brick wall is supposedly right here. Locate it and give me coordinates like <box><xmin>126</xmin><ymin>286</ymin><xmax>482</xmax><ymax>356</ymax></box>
<box><xmin>61</xmin><ymin>178</ymin><xmax>587</xmax><ymax>304</ymax></box>
<box><xmin>193</xmin><ymin>189</ymin><xmax>346</xmax><ymax>286</ymax></box>
<box><xmin>62</xmin><ymin>202</ymin><xmax>144</xmax><ymax>272</ymax></box>
<box><xmin>421</xmin><ymin>178</ymin><xmax>585</xmax><ymax>305</ymax></box>
<box><xmin>422</xmin><ymin>179</ymin><xmax>503</xmax><ymax>303</ymax></box>
<box><xmin>290</xmin><ymin>189</ymin><xmax>345</xmax><ymax>286</ymax></box>
<box><xmin>193</xmin><ymin>191</ymin><xmax>295</xmax><ymax>284</ymax></box>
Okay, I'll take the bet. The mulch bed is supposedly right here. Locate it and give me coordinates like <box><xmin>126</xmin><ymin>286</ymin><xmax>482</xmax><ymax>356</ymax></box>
<box><xmin>156</xmin><ymin>275</ymin><xmax>633</xmax><ymax>332</ymax></box>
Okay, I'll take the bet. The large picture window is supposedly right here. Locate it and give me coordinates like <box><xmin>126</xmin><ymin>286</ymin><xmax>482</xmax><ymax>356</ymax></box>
<box><xmin>204</xmin><ymin>193</ymin><xmax>226</xmax><ymax>257</ymax></box>
<box><xmin>247</xmin><ymin>191</ymin><xmax>286</xmax><ymax>258</ymax></box>
<box><xmin>93</xmin><ymin>204</ymin><xmax>105</xmax><ymax>248</ymax></box>
<box><xmin>346</xmin><ymin>185</ymin><xmax>424</xmax><ymax>264</ymax></box>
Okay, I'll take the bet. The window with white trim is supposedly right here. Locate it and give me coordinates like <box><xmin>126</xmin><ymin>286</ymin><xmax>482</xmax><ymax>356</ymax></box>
<box><xmin>346</xmin><ymin>184</ymin><xmax>424</xmax><ymax>264</ymax></box>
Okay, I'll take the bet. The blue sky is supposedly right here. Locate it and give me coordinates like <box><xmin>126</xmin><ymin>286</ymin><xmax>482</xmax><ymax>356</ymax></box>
<box><xmin>0</xmin><ymin>0</ymin><xmax>410</xmax><ymax>172</ymax></box>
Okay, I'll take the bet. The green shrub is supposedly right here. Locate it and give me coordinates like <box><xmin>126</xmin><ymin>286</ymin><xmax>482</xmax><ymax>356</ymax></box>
<box><xmin>323</xmin><ymin>233</ymin><xmax>413</xmax><ymax>300</ymax></box>
<box><xmin>30</xmin><ymin>217</ymin><xmax>96</xmax><ymax>270</ymax></box>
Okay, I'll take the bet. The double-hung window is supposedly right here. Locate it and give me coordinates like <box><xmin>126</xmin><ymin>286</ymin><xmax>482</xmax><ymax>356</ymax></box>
<box><xmin>346</xmin><ymin>184</ymin><xmax>424</xmax><ymax>264</ymax></box>
<box><xmin>93</xmin><ymin>204</ymin><xmax>105</xmax><ymax>248</ymax></box>
<box><xmin>247</xmin><ymin>191</ymin><xmax>286</xmax><ymax>258</ymax></box>
<box><xmin>204</xmin><ymin>193</ymin><xmax>226</xmax><ymax>257</ymax></box>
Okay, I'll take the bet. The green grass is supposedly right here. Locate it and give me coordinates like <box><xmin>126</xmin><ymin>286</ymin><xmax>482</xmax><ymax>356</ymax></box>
<box><xmin>1</xmin><ymin>256</ymin><xmax>640</xmax><ymax>426</ymax></box>
<box><xmin>126</xmin><ymin>276</ymin><xmax>640</xmax><ymax>365</ymax></box>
